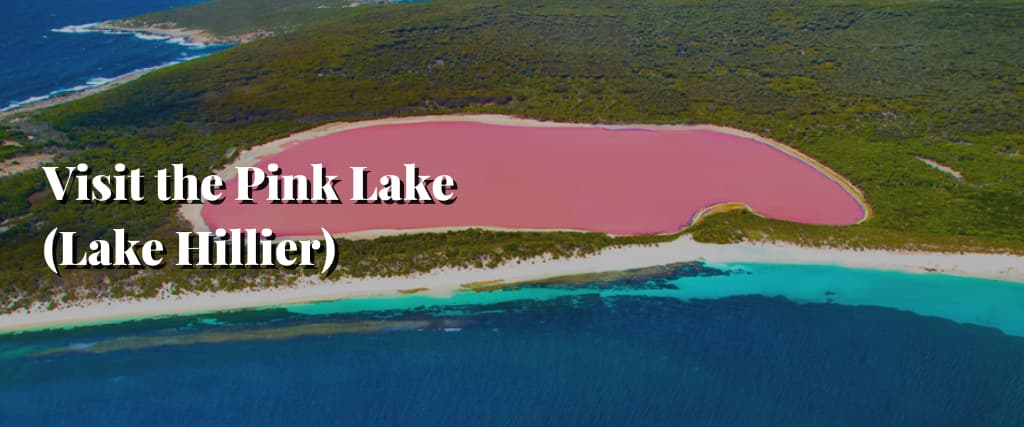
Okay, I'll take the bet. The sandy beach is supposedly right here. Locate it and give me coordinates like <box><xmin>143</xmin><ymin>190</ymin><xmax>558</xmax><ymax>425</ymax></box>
<box><xmin>1</xmin><ymin>235</ymin><xmax>1021</xmax><ymax>333</ymax></box>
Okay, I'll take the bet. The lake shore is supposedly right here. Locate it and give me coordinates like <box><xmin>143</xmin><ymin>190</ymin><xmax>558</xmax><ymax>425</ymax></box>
<box><xmin>183</xmin><ymin>114</ymin><xmax>872</xmax><ymax>238</ymax></box>
<box><xmin>1</xmin><ymin>235</ymin><xmax>1020</xmax><ymax>334</ymax></box>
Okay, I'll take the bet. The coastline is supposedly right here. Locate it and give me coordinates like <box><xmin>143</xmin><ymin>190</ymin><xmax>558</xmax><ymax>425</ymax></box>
<box><xmin>0</xmin><ymin>67</ymin><xmax>153</xmax><ymax>119</ymax></box>
<box><xmin>1</xmin><ymin>235</ymin><xmax>1021</xmax><ymax>334</ymax></box>
<box><xmin>95</xmin><ymin>21</ymin><xmax>266</xmax><ymax>46</ymax></box>
<box><xmin>1</xmin><ymin>21</ymin><xmax>234</xmax><ymax>118</ymax></box>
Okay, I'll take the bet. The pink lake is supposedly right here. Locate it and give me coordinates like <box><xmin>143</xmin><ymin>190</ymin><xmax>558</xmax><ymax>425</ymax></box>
<box><xmin>201</xmin><ymin>120</ymin><xmax>867</xmax><ymax>236</ymax></box>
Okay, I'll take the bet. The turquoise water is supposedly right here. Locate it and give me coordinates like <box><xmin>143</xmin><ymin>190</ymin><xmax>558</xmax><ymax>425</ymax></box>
<box><xmin>286</xmin><ymin>263</ymin><xmax>1024</xmax><ymax>337</ymax></box>
<box><xmin>1</xmin><ymin>263</ymin><xmax>1023</xmax><ymax>425</ymax></box>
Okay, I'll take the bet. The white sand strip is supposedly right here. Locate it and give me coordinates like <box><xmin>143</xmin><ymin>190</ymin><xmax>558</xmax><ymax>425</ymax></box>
<box><xmin>1</xmin><ymin>236</ymin><xmax>1020</xmax><ymax>333</ymax></box>
<box><xmin>916</xmin><ymin>156</ymin><xmax>964</xmax><ymax>180</ymax></box>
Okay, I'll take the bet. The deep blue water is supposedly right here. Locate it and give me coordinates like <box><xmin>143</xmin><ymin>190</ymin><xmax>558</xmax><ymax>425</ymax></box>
<box><xmin>1</xmin><ymin>264</ymin><xmax>1022</xmax><ymax>426</ymax></box>
<box><xmin>1</xmin><ymin>0</ymin><xmax>226</xmax><ymax>111</ymax></box>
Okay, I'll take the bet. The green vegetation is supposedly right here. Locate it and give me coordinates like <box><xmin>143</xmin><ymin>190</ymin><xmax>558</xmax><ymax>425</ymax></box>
<box><xmin>116</xmin><ymin>0</ymin><xmax>406</xmax><ymax>39</ymax></box>
<box><xmin>0</xmin><ymin>124</ymin><xmax>28</xmax><ymax>160</ymax></box>
<box><xmin>0</xmin><ymin>0</ymin><xmax>1022</xmax><ymax>311</ymax></box>
<box><xmin>0</xmin><ymin>125</ymin><xmax>25</xmax><ymax>142</ymax></box>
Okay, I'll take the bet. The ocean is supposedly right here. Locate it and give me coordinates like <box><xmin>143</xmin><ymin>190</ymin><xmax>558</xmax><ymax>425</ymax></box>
<box><xmin>1</xmin><ymin>263</ymin><xmax>1022</xmax><ymax>426</ymax></box>
<box><xmin>1</xmin><ymin>0</ymin><xmax>227</xmax><ymax>112</ymax></box>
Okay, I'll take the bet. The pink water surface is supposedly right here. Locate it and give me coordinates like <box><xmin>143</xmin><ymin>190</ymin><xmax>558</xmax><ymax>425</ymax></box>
<box><xmin>202</xmin><ymin>121</ymin><xmax>865</xmax><ymax>236</ymax></box>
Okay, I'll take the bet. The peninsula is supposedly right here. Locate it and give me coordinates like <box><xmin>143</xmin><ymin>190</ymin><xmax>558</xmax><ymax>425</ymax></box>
<box><xmin>0</xmin><ymin>0</ymin><xmax>1021</xmax><ymax>330</ymax></box>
